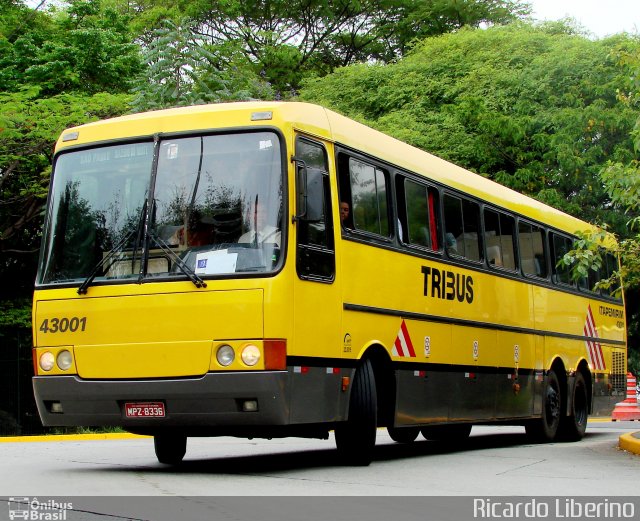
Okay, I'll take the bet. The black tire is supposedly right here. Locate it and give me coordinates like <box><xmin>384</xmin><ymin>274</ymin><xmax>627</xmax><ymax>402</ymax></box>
<box><xmin>335</xmin><ymin>358</ymin><xmax>377</xmax><ymax>465</ymax></box>
<box><xmin>388</xmin><ymin>426</ymin><xmax>420</xmax><ymax>443</ymax></box>
<box><xmin>420</xmin><ymin>424</ymin><xmax>472</xmax><ymax>441</ymax></box>
<box><xmin>525</xmin><ymin>369</ymin><xmax>562</xmax><ymax>443</ymax></box>
<box><xmin>154</xmin><ymin>433</ymin><xmax>187</xmax><ymax>465</ymax></box>
<box><xmin>559</xmin><ymin>371</ymin><xmax>589</xmax><ymax>441</ymax></box>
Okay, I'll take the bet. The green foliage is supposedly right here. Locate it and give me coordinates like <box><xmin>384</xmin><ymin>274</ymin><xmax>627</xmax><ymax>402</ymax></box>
<box><xmin>0</xmin><ymin>90</ymin><xmax>132</xmax><ymax>243</ymax></box>
<box><xmin>130</xmin><ymin>18</ymin><xmax>273</xmax><ymax>111</ymax></box>
<box><xmin>0</xmin><ymin>410</ymin><xmax>20</xmax><ymax>435</ymax></box>
<box><xmin>564</xmin><ymin>49</ymin><xmax>640</xmax><ymax>287</ymax></box>
<box><xmin>0</xmin><ymin>0</ymin><xmax>142</xmax><ymax>95</ymax></box>
<box><xmin>1</xmin><ymin>1</ymin><xmax>138</xmax><ymax>309</ymax></box>
<box><xmin>0</xmin><ymin>299</ymin><xmax>31</xmax><ymax>329</ymax></box>
<box><xmin>128</xmin><ymin>0</ymin><xmax>529</xmax><ymax>96</ymax></box>
<box><xmin>300</xmin><ymin>24</ymin><xmax>640</xmax><ymax>232</ymax></box>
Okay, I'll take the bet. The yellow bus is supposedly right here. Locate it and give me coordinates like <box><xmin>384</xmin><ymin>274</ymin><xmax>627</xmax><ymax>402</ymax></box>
<box><xmin>32</xmin><ymin>102</ymin><xmax>627</xmax><ymax>465</ymax></box>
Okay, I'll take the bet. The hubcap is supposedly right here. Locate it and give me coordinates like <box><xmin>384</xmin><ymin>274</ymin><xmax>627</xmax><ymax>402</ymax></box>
<box><xmin>546</xmin><ymin>385</ymin><xmax>560</xmax><ymax>421</ymax></box>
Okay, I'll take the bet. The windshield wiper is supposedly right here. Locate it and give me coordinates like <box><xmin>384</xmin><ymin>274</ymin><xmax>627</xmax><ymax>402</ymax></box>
<box><xmin>77</xmin><ymin>227</ymin><xmax>139</xmax><ymax>295</ymax></box>
<box><xmin>149</xmin><ymin>232</ymin><xmax>207</xmax><ymax>289</ymax></box>
<box><xmin>78</xmin><ymin>198</ymin><xmax>149</xmax><ymax>295</ymax></box>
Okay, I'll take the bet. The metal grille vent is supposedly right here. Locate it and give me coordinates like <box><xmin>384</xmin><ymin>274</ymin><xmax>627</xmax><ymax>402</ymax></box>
<box><xmin>611</xmin><ymin>351</ymin><xmax>626</xmax><ymax>394</ymax></box>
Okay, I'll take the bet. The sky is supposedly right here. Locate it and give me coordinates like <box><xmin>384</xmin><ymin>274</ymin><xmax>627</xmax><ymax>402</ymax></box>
<box><xmin>528</xmin><ymin>0</ymin><xmax>640</xmax><ymax>38</ymax></box>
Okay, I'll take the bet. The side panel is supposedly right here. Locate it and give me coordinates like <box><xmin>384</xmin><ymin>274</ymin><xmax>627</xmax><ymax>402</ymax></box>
<box><xmin>535</xmin><ymin>286</ymin><xmax>627</xmax><ymax>412</ymax></box>
<box><xmin>340</xmin><ymin>240</ymin><xmax>539</xmax><ymax>425</ymax></box>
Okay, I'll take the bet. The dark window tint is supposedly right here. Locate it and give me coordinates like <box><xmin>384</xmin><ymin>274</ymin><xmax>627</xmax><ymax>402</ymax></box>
<box><xmin>484</xmin><ymin>209</ymin><xmax>517</xmax><ymax>270</ymax></box>
<box><xmin>349</xmin><ymin>157</ymin><xmax>389</xmax><ymax>237</ymax></box>
<box><xmin>604</xmin><ymin>252</ymin><xmax>621</xmax><ymax>297</ymax></box>
<box><xmin>401</xmin><ymin>179</ymin><xmax>441</xmax><ymax>249</ymax></box>
<box><xmin>518</xmin><ymin>221</ymin><xmax>547</xmax><ymax>277</ymax></box>
<box><xmin>443</xmin><ymin>194</ymin><xmax>481</xmax><ymax>261</ymax></box>
<box><xmin>295</xmin><ymin>138</ymin><xmax>334</xmax><ymax>282</ymax></box>
<box><xmin>551</xmin><ymin>233</ymin><xmax>573</xmax><ymax>285</ymax></box>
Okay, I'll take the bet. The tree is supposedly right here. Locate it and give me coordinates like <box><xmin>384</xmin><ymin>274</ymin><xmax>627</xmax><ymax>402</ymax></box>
<box><xmin>130</xmin><ymin>18</ymin><xmax>272</xmax><ymax>112</ymax></box>
<box><xmin>561</xmin><ymin>47</ymin><xmax>640</xmax><ymax>373</ymax></box>
<box><xmin>0</xmin><ymin>90</ymin><xmax>132</xmax><ymax>288</ymax></box>
<box><xmin>0</xmin><ymin>0</ymin><xmax>140</xmax><ymax>301</ymax></box>
<box><xmin>123</xmin><ymin>0</ymin><xmax>530</xmax><ymax>96</ymax></box>
<box><xmin>1</xmin><ymin>0</ymin><xmax>141</xmax><ymax>95</ymax></box>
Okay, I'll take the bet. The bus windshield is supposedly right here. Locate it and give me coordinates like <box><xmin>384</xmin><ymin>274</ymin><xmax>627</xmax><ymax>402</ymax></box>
<box><xmin>38</xmin><ymin>131</ymin><xmax>284</xmax><ymax>286</ymax></box>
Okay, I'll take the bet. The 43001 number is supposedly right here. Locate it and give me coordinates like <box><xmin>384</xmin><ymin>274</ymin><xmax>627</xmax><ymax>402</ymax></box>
<box><xmin>39</xmin><ymin>316</ymin><xmax>87</xmax><ymax>334</ymax></box>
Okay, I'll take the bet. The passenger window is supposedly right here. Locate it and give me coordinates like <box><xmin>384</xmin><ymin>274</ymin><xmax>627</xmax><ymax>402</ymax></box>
<box><xmin>402</xmin><ymin>179</ymin><xmax>440</xmax><ymax>249</ymax></box>
<box><xmin>604</xmin><ymin>252</ymin><xmax>621</xmax><ymax>298</ymax></box>
<box><xmin>518</xmin><ymin>221</ymin><xmax>547</xmax><ymax>278</ymax></box>
<box><xmin>348</xmin><ymin>157</ymin><xmax>389</xmax><ymax>237</ymax></box>
<box><xmin>577</xmin><ymin>259</ymin><xmax>602</xmax><ymax>293</ymax></box>
<box><xmin>484</xmin><ymin>209</ymin><xmax>517</xmax><ymax>270</ymax></box>
<box><xmin>443</xmin><ymin>194</ymin><xmax>482</xmax><ymax>261</ymax></box>
<box><xmin>551</xmin><ymin>233</ymin><xmax>573</xmax><ymax>285</ymax></box>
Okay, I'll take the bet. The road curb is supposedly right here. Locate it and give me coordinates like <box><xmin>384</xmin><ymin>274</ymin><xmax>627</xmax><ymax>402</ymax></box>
<box><xmin>0</xmin><ymin>433</ymin><xmax>149</xmax><ymax>443</ymax></box>
<box><xmin>618</xmin><ymin>432</ymin><xmax>640</xmax><ymax>456</ymax></box>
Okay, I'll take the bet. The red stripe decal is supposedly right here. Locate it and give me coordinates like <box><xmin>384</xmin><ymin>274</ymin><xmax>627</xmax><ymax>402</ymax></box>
<box><xmin>400</xmin><ymin>320</ymin><xmax>416</xmax><ymax>357</ymax></box>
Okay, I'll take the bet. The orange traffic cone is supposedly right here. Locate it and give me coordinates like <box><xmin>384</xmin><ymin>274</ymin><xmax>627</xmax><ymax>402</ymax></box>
<box><xmin>612</xmin><ymin>373</ymin><xmax>640</xmax><ymax>421</ymax></box>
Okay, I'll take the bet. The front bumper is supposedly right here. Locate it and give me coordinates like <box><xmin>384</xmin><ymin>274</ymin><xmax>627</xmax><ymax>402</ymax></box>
<box><xmin>33</xmin><ymin>371</ymin><xmax>290</xmax><ymax>431</ymax></box>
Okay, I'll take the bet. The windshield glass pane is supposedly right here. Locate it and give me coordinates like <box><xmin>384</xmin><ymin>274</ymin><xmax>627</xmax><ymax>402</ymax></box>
<box><xmin>38</xmin><ymin>143</ymin><xmax>153</xmax><ymax>284</ymax></box>
<box><xmin>152</xmin><ymin>132</ymin><xmax>283</xmax><ymax>277</ymax></box>
<box><xmin>38</xmin><ymin>132</ymin><xmax>284</xmax><ymax>286</ymax></box>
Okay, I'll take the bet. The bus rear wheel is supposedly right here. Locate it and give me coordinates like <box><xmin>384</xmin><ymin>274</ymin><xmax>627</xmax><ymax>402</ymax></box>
<box><xmin>525</xmin><ymin>369</ymin><xmax>561</xmax><ymax>443</ymax></box>
<box><xmin>420</xmin><ymin>424</ymin><xmax>472</xmax><ymax>441</ymax></box>
<box><xmin>559</xmin><ymin>371</ymin><xmax>588</xmax><ymax>441</ymax></box>
<box><xmin>387</xmin><ymin>426</ymin><xmax>420</xmax><ymax>443</ymax></box>
<box><xmin>335</xmin><ymin>358</ymin><xmax>377</xmax><ymax>466</ymax></box>
<box><xmin>154</xmin><ymin>433</ymin><xmax>187</xmax><ymax>465</ymax></box>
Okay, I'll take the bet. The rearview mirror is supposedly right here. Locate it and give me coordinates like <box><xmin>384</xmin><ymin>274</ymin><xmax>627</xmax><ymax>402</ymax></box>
<box><xmin>294</xmin><ymin>158</ymin><xmax>323</xmax><ymax>223</ymax></box>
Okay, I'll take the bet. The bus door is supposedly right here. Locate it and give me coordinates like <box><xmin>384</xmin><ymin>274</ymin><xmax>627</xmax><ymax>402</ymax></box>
<box><xmin>290</xmin><ymin>136</ymin><xmax>344</xmax><ymax>423</ymax></box>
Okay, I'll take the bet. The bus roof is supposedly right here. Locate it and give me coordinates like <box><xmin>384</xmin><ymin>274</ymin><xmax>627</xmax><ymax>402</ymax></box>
<box><xmin>56</xmin><ymin>101</ymin><xmax>599</xmax><ymax>238</ymax></box>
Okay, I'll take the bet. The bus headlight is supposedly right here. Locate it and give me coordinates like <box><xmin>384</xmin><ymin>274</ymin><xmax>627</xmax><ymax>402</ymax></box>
<box><xmin>40</xmin><ymin>352</ymin><xmax>55</xmax><ymax>372</ymax></box>
<box><xmin>241</xmin><ymin>344</ymin><xmax>261</xmax><ymax>366</ymax></box>
<box><xmin>216</xmin><ymin>344</ymin><xmax>235</xmax><ymax>366</ymax></box>
<box><xmin>57</xmin><ymin>350</ymin><xmax>73</xmax><ymax>371</ymax></box>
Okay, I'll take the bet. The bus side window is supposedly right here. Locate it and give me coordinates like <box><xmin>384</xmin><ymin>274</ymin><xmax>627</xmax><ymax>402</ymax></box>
<box><xmin>484</xmin><ymin>208</ymin><xmax>517</xmax><ymax>271</ymax></box>
<box><xmin>604</xmin><ymin>252</ymin><xmax>621</xmax><ymax>298</ymax></box>
<box><xmin>443</xmin><ymin>194</ymin><xmax>482</xmax><ymax>262</ymax></box>
<box><xmin>518</xmin><ymin>221</ymin><xmax>547</xmax><ymax>278</ymax></box>
<box><xmin>577</xmin><ymin>254</ymin><xmax>601</xmax><ymax>293</ymax></box>
<box><xmin>399</xmin><ymin>177</ymin><xmax>440</xmax><ymax>251</ymax></box>
<box><xmin>428</xmin><ymin>188</ymin><xmax>440</xmax><ymax>251</ymax></box>
<box><xmin>550</xmin><ymin>232</ymin><xmax>573</xmax><ymax>285</ymax></box>
<box><xmin>348</xmin><ymin>157</ymin><xmax>390</xmax><ymax>237</ymax></box>
<box><xmin>403</xmin><ymin>179</ymin><xmax>430</xmax><ymax>248</ymax></box>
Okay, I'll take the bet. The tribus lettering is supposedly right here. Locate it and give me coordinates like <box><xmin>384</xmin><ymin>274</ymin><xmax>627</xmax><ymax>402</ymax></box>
<box><xmin>421</xmin><ymin>266</ymin><xmax>474</xmax><ymax>303</ymax></box>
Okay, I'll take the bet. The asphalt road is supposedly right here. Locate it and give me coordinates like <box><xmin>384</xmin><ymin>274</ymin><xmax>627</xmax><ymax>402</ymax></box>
<box><xmin>1</xmin><ymin>421</ymin><xmax>639</xmax><ymax>498</ymax></box>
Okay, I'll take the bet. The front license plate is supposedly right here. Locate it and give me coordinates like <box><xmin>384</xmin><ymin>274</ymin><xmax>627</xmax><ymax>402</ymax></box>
<box><xmin>124</xmin><ymin>402</ymin><xmax>165</xmax><ymax>418</ymax></box>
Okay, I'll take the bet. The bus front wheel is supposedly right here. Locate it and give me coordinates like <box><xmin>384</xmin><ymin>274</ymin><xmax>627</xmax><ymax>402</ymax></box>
<box><xmin>526</xmin><ymin>369</ymin><xmax>561</xmax><ymax>442</ymax></box>
<box><xmin>335</xmin><ymin>358</ymin><xmax>377</xmax><ymax>465</ymax></box>
<box><xmin>154</xmin><ymin>433</ymin><xmax>187</xmax><ymax>465</ymax></box>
